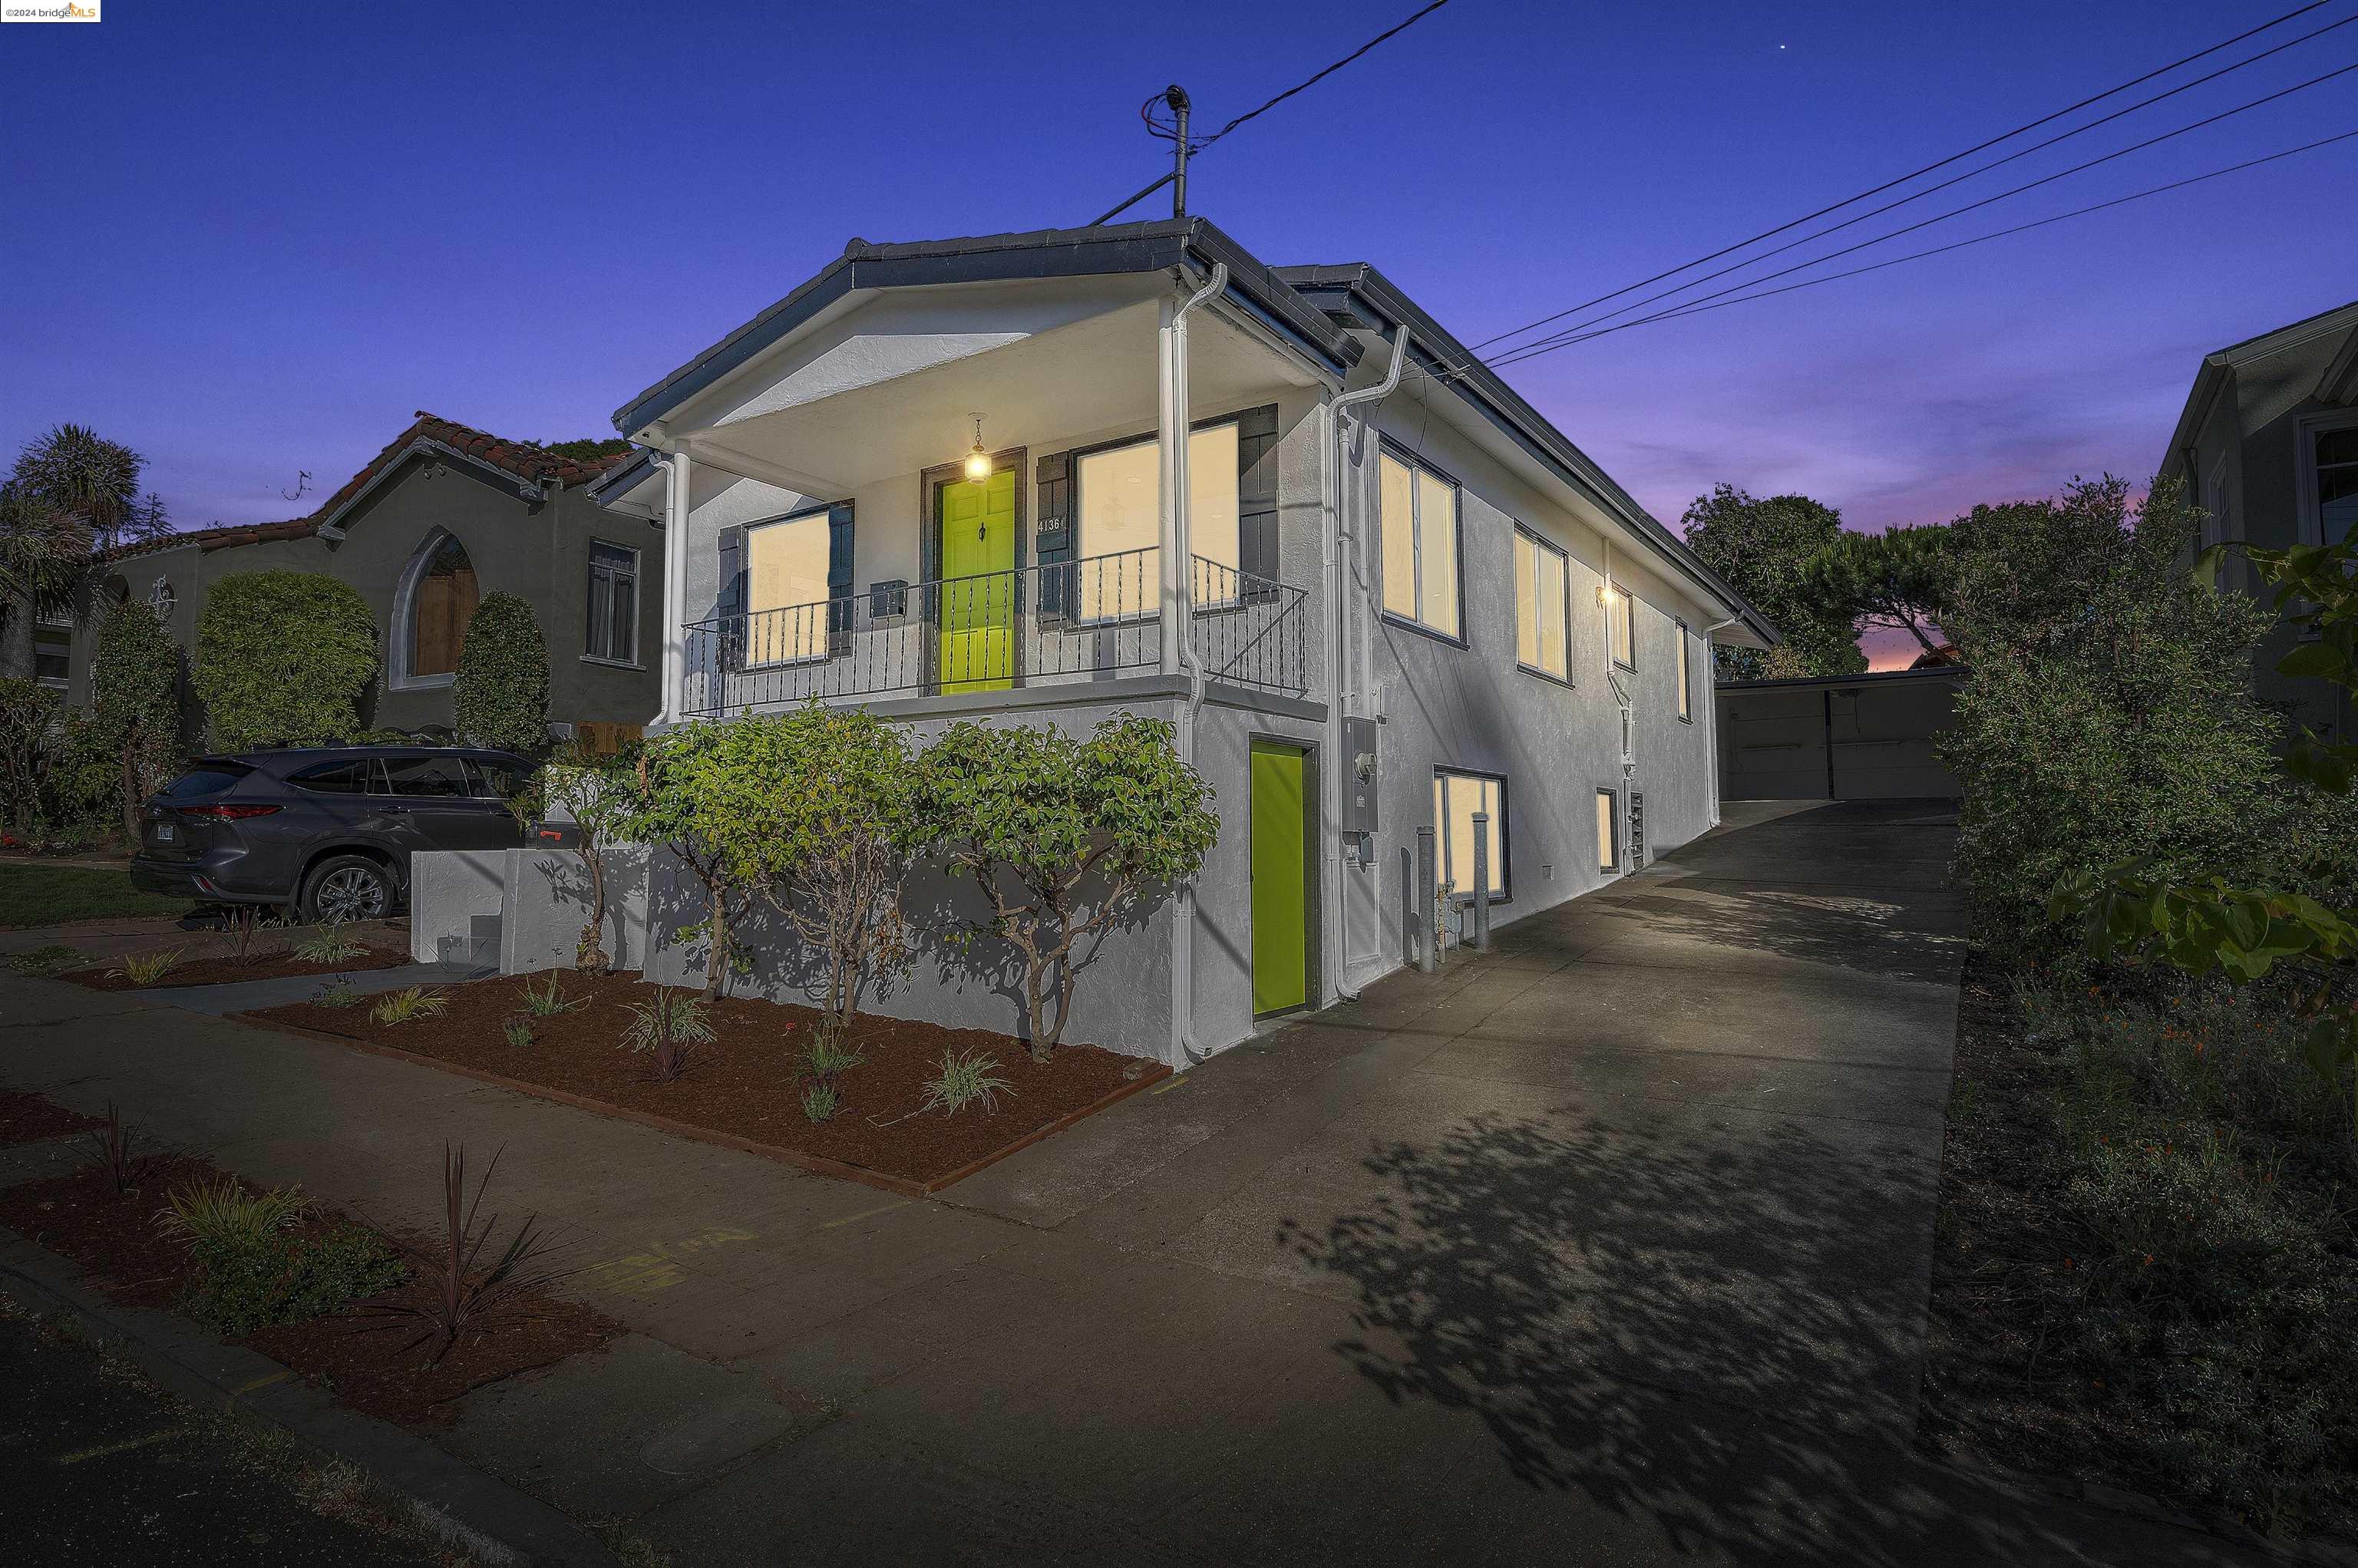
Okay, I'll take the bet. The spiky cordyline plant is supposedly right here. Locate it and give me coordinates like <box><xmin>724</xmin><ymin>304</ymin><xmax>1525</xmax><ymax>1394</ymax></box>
<box><xmin>81</xmin><ymin>1099</ymin><xmax>139</xmax><ymax>1196</ymax></box>
<box><xmin>622</xmin><ymin>988</ymin><xmax>712</xmax><ymax>1082</ymax></box>
<box><xmin>368</xmin><ymin>1145</ymin><xmax>564</xmax><ymax>1365</ymax></box>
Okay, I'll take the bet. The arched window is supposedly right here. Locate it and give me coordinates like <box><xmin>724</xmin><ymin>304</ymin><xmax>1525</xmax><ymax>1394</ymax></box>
<box><xmin>398</xmin><ymin>531</ymin><xmax>479</xmax><ymax>682</ymax></box>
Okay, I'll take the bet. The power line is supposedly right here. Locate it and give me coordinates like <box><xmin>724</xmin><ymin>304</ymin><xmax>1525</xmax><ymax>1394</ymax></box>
<box><xmin>1459</xmin><ymin>56</ymin><xmax>2358</xmax><ymax>373</ymax></box>
<box><xmin>1463</xmin><ymin>0</ymin><xmax>2340</xmax><ymax>355</ymax></box>
<box><xmin>1478</xmin><ymin>9</ymin><xmax>2358</xmax><ymax>360</ymax></box>
<box><xmin>1469</xmin><ymin>127</ymin><xmax>2358</xmax><ymax>369</ymax></box>
<box><xmin>1085</xmin><ymin>0</ymin><xmax>1456</xmax><ymax>226</ymax></box>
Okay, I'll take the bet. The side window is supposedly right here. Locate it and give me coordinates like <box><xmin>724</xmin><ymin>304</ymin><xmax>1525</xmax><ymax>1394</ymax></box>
<box><xmin>2313</xmin><ymin>421</ymin><xmax>2358</xmax><ymax>544</ymax></box>
<box><xmin>1432</xmin><ymin>769</ymin><xmax>1507</xmax><ymax>901</ymax></box>
<box><xmin>586</xmin><ymin>542</ymin><xmax>639</xmax><ymax>664</ymax></box>
<box><xmin>381</xmin><ymin>755</ymin><xmax>470</xmax><ymax>798</ymax></box>
<box><xmin>1596</xmin><ymin>787</ymin><xmax>1620</xmax><ymax>873</ymax></box>
<box><xmin>1514</xmin><ymin>526</ymin><xmax>1570</xmax><ymax>680</ymax></box>
<box><xmin>1379</xmin><ymin>451</ymin><xmax>1461</xmax><ymax>640</ymax></box>
<box><xmin>288</xmin><ymin>761</ymin><xmax>369</xmax><ymax>795</ymax></box>
<box><xmin>466</xmin><ymin>760</ymin><xmax>523</xmax><ymax>801</ymax></box>
<box><xmin>1605</xmin><ymin>582</ymin><xmax>1635</xmax><ymax>670</ymax></box>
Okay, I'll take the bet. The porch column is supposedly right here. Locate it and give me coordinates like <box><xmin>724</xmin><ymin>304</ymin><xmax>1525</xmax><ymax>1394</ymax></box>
<box><xmin>659</xmin><ymin>445</ymin><xmax>692</xmax><ymax>725</ymax></box>
<box><xmin>1156</xmin><ymin>296</ymin><xmax>1184</xmax><ymax>677</ymax></box>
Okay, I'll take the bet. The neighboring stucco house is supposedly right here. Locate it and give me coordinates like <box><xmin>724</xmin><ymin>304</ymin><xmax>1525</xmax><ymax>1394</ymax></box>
<box><xmin>72</xmin><ymin>413</ymin><xmax>661</xmax><ymax>746</ymax></box>
<box><xmin>442</xmin><ymin>218</ymin><xmax>1774</xmax><ymax>1066</ymax></box>
<box><xmin>2158</xmin><ymin>296</ymin><xmax>2358</xmax><ymax>743</ymax></box>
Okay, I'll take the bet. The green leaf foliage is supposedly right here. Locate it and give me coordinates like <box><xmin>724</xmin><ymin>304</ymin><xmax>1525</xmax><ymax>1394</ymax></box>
<box><xmin>1678</xmin><ymin>484</ymin><xmax>1865</xmax><ymax>679</ymax></box>
<box><xmin>452</xmin><ymin>591</ymin><xmax>550</xmax><ymax>755</ymax></box>
<box><xmin>192</xmin><ymin>571</ymin><xmax>377</xmax><ymax>749</ymax></box>
<box><xmin>1797</xmin><ymin>522</ymin><xmax>1954</xmax><ymax>662</ymax></box>
<box><xmin>0</xmin><ymin>677</ymin><xmax>59</xmax><ymax>837</ymax></box>
<box><xmin>84</xmin><ymin>598</ymin><xmax>183</xmax><ymax>842</ymax></box>
<box><xmin>913</xmin><ymin>712</ymin><xmax>1217</xmax><ymax>1057</ymax></box>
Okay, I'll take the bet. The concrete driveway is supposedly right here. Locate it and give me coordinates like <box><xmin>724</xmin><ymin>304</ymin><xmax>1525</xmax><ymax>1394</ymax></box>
<box><xmin>0</xmin><ymin>802</ymin><xmax>2281</xmax><ymax>1565</ymax></box>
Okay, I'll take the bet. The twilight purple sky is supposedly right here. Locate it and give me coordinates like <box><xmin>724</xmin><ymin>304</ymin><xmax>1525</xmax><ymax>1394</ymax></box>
<box><xmin>5</xmin><ymin>1</ymin><xmax>2353</xmax><ymax>668</ymax></box>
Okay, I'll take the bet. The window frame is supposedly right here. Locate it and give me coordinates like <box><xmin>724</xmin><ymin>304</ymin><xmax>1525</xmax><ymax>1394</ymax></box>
<box><xmin>2296</xmin><ymin>407</ymin><xmax>2358</xmax><ymax>547</ymax></box>
<box><xmin>1596</xmin><ymin>786</ymin><xmax>1621</xmax><ymax>873</ymax></box>
<box><xmin>1675</xmin><ymin>619</ymin><xmax>1694</xmax><ymax>723</ymax></box>
<box><xmin>1605</xmin><ymin>579</ymin><xmax>1636</xmax><ymax>672</ymax></box>
<box><xmin>740</xmin><ymin>501</ymin><xmax>840</xmax><ymax>669</ymax></box>
<box><xmin>582</xmin><ymin>539</ymin><xmax>642</xmax><ymax>668</ymax></box>
<box><xmin>1377</xmin><ymin>440</ymin><xmax>1467</xmax><ymax>647</ymax></box>
<box><xmin>1512</xmin><ymin>523</ymin><xmax>1574</xmax><ymax>686</ymax></box>
<box><xmin>1432</xmin><ymin>765</ymin><xmax>1510</xmax><ymax>904</ymax></box>
<box><xmin>1067</xmin><ymin>414</ymin><xmax>1250</xmax><ymax>628</ymax></box>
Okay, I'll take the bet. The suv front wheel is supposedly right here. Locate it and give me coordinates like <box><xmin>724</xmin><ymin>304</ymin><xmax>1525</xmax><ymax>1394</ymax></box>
<box><xmin>301</xmin><ymin>854</ymin><xmax>395</xmax><ymax>924</ymax></box>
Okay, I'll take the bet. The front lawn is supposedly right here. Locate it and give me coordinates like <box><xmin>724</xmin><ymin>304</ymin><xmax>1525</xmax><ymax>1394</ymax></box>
<box><xmin>0</xmin><ymin>863</ymin><xmax>193</xmax><ymax>928</ymax></box>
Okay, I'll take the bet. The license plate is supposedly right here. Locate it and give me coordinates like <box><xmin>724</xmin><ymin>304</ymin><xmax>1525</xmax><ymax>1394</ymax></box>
<box><xmin>153</xmin><ymin>823</ymin><xmax>176</xmax><ymax>844</ymax></box>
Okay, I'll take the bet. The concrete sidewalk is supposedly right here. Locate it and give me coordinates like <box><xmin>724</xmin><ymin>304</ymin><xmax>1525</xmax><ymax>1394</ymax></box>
<box><xmin>0</xmin><ymin>802</ymin><xmax>2288</xmax><ymax>1566</ymax></box>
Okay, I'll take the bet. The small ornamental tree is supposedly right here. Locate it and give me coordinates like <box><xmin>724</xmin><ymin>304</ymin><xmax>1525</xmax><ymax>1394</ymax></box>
<box><xmin>533</xmin><ymin>740</ymin><xmax>641</xmax><ymax>972</ymax></box>
<box><xmin>757</xmin><ymin>704</ymin><xmax>919</xmax><ymax>1049</ymax></box>
<box><xmin>913</xmin><ymin>713</ymin><xmax>1217</xmax><ymax>1060</ymax></box>
<box><xmin>453</xmin><ymin>592</ymin><xmax>550</xmax><ymax>756</ymax></box>
<box><xmin>193</xmin><ymin>572</ymin><xmax>376</xmax><ymax>749</ymax></box>
<box><xmin>85</xmin><ymin>597</ymin><xmax>183</xmax><ymax>843</ymax></box>
<box><xmin>0</xmin><ymin>677</ymin><xmax>59</xmax><ymax>838</ymax></box>
<box><xmin>623</xmin><ymin>719</ymin><xmax>768</xmax><ymax>998</ymax></box>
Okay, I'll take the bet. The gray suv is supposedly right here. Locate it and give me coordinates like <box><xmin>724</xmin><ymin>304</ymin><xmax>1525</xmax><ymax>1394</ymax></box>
<box><xmin>130</xmin><ymin>747</ymin><xmax>533</xmax><ymax>923</ymax></box>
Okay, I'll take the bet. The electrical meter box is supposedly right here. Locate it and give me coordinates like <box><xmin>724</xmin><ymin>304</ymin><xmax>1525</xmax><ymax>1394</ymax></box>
<box><xmin>1342</xmin><ymin>717</ymin><xmax>1379</xmax><ymax>835</ymax></box>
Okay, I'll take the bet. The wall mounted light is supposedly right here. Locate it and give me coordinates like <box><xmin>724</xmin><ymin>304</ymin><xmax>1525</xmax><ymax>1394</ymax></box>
<box><xmin>963</xmin><ymin>414</ymin><xmax>992</xmax><ymax>482</ymax></box>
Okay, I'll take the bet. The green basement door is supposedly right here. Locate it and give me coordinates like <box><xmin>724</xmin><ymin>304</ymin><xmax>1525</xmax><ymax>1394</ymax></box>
<box><xmin>937</xmin><ymin>467</ymin><xmax>1016</xmax><ymax>693</ymax></box>
<box><xmin>1250</xmin><ymin>740</ymin><xmax>1309</xmax><ymax>1016</ymax></box>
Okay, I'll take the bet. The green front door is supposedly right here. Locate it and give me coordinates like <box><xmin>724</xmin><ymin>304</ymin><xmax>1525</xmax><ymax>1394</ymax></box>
<box><xmin>1250</xmin><ymin>740</ymin><xmax>1309</xmax><ymax>1016</ymax></box>
<box><xmin>937</xmin><ymin>467</ymin><xmax>1017</xmax><ymax>692</ymax></box>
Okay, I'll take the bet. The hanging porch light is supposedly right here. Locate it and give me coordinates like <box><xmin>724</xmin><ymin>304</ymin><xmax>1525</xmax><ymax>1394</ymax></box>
<box><xmin>963</xmin><ymin>414</ymin><xmax>992</xmax><ymax>481</ymax></box>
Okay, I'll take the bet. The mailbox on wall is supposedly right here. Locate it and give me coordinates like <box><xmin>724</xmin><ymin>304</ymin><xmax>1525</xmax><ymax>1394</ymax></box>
<box><xmin>1342</xmin><ymin>716</ymin><xmax>1379</xmax><ymax>836</ymax></box>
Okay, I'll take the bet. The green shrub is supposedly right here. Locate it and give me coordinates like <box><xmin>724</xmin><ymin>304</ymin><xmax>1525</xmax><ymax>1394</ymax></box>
<box><xmin>452</xmin><ymin>592</ymin><xmax>549</xmax><ymax>756</ymax></box>
<box><xmin>517</xmin><ymin>971</ymin><xmax>584</xmax><ymax>1017</ymax></box>
<box><xmin>501</xmin><ymin>1018</ymin><xmax>533</xmax><ymax>1048</ymax></box>
<box><xmin>158</xmin><ymin>1180</ymin><xmax>403</xmax><ymax>1334</ymax></box>
<box><xmin>918</xmin><ymin>1047</ymin><xmax>1012</xmax><ymax>1117</ymax></box>
<box><xmin>0</xmin><ymin>677</ymin><xmax>61</xmax><ymax>838</ymax></box>
<box><xmin>1941</xmin><ymin>479</ymin><xmax>2289</xmax><ymax>963</ymax></box>
<box><xmin>192</xmin><ymin>572</ymin><xmax>376</xmax><ymax>749</ymax></box>
<box><xmin>109</xmin><ymin>947</ymin><xmax>181</xmax><ymax>985</ymax></box>
<box><xmin>292</xmin><ymin>925</ymin><xmax>365</xmax><ymax>966</ymax></box>
<box><xmin>623</xmin><ymin>987</ymin><xmax>711</xmax><ymax>1081</ymax></box>
<box><xmin>84</xmin><ymin>598</ymin><xmax>183</xmax><ymax>843</ymax></box>
<box><xmin>370</xmin><ymin>985</ymin><xmax>447</xmax><ymax>1025</ymax></box>
<box><xmin>799</xmin><ymin>1080</ymin><xmax>840</xmax><ymax>1124</ymax></box>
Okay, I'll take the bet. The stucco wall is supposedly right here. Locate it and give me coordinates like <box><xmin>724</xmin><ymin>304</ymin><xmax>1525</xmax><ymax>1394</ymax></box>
<box><xmin>71</xmin><ymin>455</ymin><xmax>661</xmax><ymax>739</ymax></box>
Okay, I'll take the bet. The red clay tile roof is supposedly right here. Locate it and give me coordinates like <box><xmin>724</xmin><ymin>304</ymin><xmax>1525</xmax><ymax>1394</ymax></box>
<box><xmin>119</xmin><ymin>412</ymin><xmax>636</xmax><ymax>559</ymax></box>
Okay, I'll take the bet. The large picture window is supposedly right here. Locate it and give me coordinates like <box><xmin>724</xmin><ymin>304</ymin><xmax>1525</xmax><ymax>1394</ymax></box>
<box><xmin>405</xmin><ymin>532</ymin><xmax>478</xmax><ymax>681</ymax></box>
<box><xmin>1073</xmin><ymin>423</ymin><xmax>1240</xmax><ymax>620</ymax></box>
<box><xmin>745</xmin><ymin>507</ymin><xmax>833</xmax><ymax>665</ymax></box>
<box><xmin>1432</xmin><ymin>768</ymin><xmax>1507</xmax><ymax>902</ymax></box>
<box><xmin>1379</xmin><ymin>451</ymin><xmax>1461</xmax><ymax>641</ymax></box>
<box><xmin>585</xmin><ymin>541</ymin><xmax>639</xmax><ymax>665</ymax></box>
<box><xmin>1514</xmin><ymin>525</ymin><xmax>1570</xmax><ymax>681</ymax></box>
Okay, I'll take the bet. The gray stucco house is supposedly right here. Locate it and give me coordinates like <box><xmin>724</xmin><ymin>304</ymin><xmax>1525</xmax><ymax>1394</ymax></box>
<box><xmin>73</xmin><ymin>412</ymin><xmax>661</xmax><ymax>746</ymax></box>
<box><xmin>2159</xmin><ymin>295</ymin><xmax>2358</xmax><ymax>743</ymax></box>
<box><xmin>425</xmin><ymin>218</ymin><xmax>1778</xmax><ymax>1067</ymax></box>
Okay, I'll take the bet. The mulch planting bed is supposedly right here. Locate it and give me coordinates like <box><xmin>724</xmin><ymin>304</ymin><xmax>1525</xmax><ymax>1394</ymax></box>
<box><xmin>0</xmin><ymin>1104</ymin><xmax>617</xmax><ymax>1427</ymax></box>
<box><xmin>62</xmin><ymin>944</ymin><xmax>414</xmax><ymax>992</ymax></box>
<box><xmin>0</xmin><ymin>1087</ymin><xmax>104</xmax><ymax>1146</ymax></box>
<box><xmin>247</xmin><ymin>971</ymin><xmax>1164</xmax><ymax>1189</ymax></box>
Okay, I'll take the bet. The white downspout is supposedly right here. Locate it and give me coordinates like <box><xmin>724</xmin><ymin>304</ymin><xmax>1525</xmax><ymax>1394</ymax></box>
<box><xmin>1699</xmin><ymin>612</ymin><xmax>1739</xmax><ymax>826</ymax></box>
<box><xmin>1162</xmin><ymin>261</ymin><xmax>1225</xmax><ymax>1067</ymax></box>
<box><xmin>1323</xmin><ymin>325</ymin><xmax>1411</xmax><ymax>1003</ymax></box>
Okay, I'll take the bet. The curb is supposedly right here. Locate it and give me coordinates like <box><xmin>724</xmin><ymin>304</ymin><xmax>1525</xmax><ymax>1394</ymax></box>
<box><xmin>227</xmin><ymin>1010</ymin><xmax>1173</xmax><ymax>1197</ymax></box>
<box><xmin>0</xmin><ymin>1230</ymin><xmax>616</xmax><ymax>1568</ymax></box>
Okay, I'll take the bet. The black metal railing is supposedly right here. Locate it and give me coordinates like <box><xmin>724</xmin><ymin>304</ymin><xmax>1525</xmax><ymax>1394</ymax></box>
<box><xmin>680</xmin><ymin>550</ymin><xmax>1307</xmax><ymax>715</ymax></box>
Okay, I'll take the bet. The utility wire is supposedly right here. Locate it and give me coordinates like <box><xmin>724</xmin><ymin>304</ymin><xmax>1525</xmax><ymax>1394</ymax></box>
<box><xmin>1464</xmin><ymin>0</ymin><xmax>2340</xmax><ymax>355</ymax></box>
<box><xmin>1451</xmin><ymin>56</ymin><xmax>2358</xmax><ymax>375</ymax></box>
<box><xmin>1086</xmin><ymin>0</ymin><xmax>1456</xmax><ymax>225</ymax></box>
<box><xmin>1468</xmin><ymin>127</ymin><xmax>2358</xmax><ymax>369</ymax></box>
<box><xmin>1481</xmin><ymin>10</ymin><xmax>2358</xmax><ymax>360</ymax></box>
